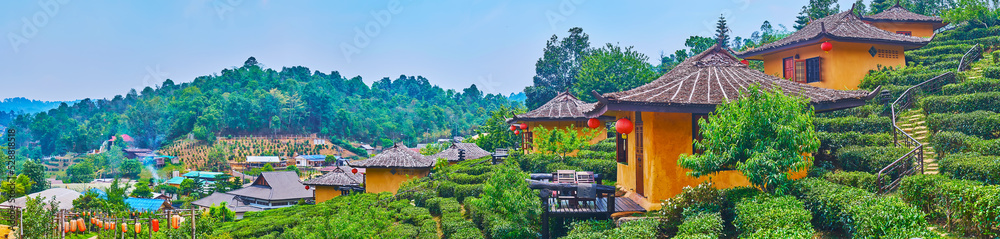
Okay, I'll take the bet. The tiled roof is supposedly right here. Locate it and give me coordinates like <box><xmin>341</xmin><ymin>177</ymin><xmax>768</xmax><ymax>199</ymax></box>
<box><xmin>227</xmin><ymin>171</ymin><xmax>313</xmax><ymax>201</ymax></box>
<box><xmin>587</xmin><ymin>44</ymin><xmax>877</xmax><ymax>116</ymax></box>
<box><xmin>737</xmin><ymin>10</ymin><xmax>931</xmax><ymax>57</ymax></box>
<box><xmin>348</xmin><ymin>144</ymin><xmax>435</xmax><ymax>169</ymax></box>
<box><xmin>511</xmin><ymin>92</ymin><xmax>608</xmax><ymax>122</ymax></box>
<box><xmin>430</xmin><ymin>143</ymin><xmax>492</xmax><ymax>162</ymax></box>
<box><xmin>863</xmin><ymin>4</ymin><xmax>944</xmax><ymax>23</ymax></box>
<box><xmin>303</xmin><ymin>166</ymin><xmax>363</xmax><ymax>186</ymax></box>
<box><xmin>0</xmin><ymin>188</ymin><xmax>81</xmax><ymax>210</ymax></box>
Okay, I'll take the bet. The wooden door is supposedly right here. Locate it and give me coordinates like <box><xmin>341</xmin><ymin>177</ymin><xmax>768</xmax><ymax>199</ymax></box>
<box><xmin>635</xmin><ymin>112</ymin><xmax>644</xmax><ymax>196</ymax></box>
<box><xmin>783</xmin><ymin>57</ymin><xmax>795</xmax><ymax>80</ymax></box>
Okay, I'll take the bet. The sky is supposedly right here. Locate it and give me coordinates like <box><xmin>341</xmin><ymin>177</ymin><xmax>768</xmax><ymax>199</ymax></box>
<box><xmin>1</xmin><ymin>0</ymin><xmax>866</xmax><ymax>102</ymax></box>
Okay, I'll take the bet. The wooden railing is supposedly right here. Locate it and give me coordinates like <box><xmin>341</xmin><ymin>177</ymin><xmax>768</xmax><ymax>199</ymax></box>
<box><xmin>876</xmin><ymin>44</ymin><xmax>981</xmax><ymax>193</ymax></box>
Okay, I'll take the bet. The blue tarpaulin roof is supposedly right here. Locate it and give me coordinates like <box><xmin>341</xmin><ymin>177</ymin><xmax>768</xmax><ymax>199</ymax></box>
<box><xmin>125</xmin><ymin>197</ymin><xmax>168</xmax><ymax>211</ymax></box>
<box><xmin>166</xmin><ymin>177</ymin><xmax>186</xmax><ymax>185</ymax></box>
<box><xmin>183</xmin><ymin>171</ymin><xmax>225</xmax><ymax>179</ymax></box>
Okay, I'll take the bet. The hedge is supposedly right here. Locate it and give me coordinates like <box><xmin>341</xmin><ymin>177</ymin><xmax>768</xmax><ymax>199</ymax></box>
<box><xmin>834</xmin><ymin>146</ymin><xmax>910</xmax><ymax>174</ymax></box>
<box><xmin>817</xmin><ymin>132</ymin><xmax>891</xmax><ymax>156</ymax></box>
<box><xmin>813</xmin><ymin>116</ymin><xmax>892</xmax><ymax>134</ymax></box>
<box><xmin>425</xmin><ymin>197</ymin><xmax>485</xmax><ymax>239</ymax></box>
<box><xmin>823</xmin><ymin>171</ymin><xmax>883</xmax><ymax>193</ymax></box>
<box><xmin>449</xmin><ymin>173</ymin><xmax>489</xmax><ymax>185</ymax></box>
<box><xmin>942</xmin><ymin>78</ymin><xmax>1000</xmax><ymax>95</ymax></box>
<box><xmin>792</xmin><ymin>178</ymin><xmax>934</xmax><ymax>238</ymax></box>
<box><xmin>930</xmin><ymin>131</ymin><xmax>1000</xmax><ymax>158</ymax></box>
<box><xmin>984</xmin><ymin>66</ymin><xmax>1000</xmax><ymax>79</ymax></box>
<box><xmin>927</xmin><ymin>111</ymin><xmax>1000</xmax><ymax>139</ymax></box>
<box><xmin>675</xmin><ymin>212</ymin><xmax>723</xmax><ymax>239</ymax></box>
<box><xmin>899</xmin><ymin>174</ymin><xmax>1000</xmax><ymax>236</ymax></box>
<box><xmin>921</xmin><ymin>92</ymin><xmax>1000</xmax><ymax>114</ymax></box>
<box><xmin>734</xmin><ymin>195</ymin><xmax>814</xmax><ymax>239</ymax></box>
<box><xmin>940</xmin><ymin>153</ymin><xmax>1000</xmax><ymax>185</ymax></box>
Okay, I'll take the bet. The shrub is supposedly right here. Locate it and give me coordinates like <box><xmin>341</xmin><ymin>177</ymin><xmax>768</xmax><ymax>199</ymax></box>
<box><xmin>792</xmin><ymin>178</ymin><xmax>933</xmax><ymax>238</ymax></box>
<box><xmin>834</xmin><ymin>146</ymin><xmax>910</xmax><ymax>174</ymax></box>
<box><xmin>921</xmin><ymin>92</ymin><xmax>1000</xmax><ymax>114</ymax></box>
<box><xmin>984</xmin><ymin>66</ymin><xmax>1000</xmax><ymax>79</ymax></box>
<box><xmin>817</xmin><ymin>132</ymin><xmax>892</xmax><ymax>156</ymax></box>
<box><xmin>813</xmin><ymin>116</ymin><xmax>892</xmax><ymax>134</ymax></box>
<box><xmin>734</xmin><ymin>195</ymin><xmax>813</xmax><ymax>239</ymax></box>
<box><xmin>940</xmin><ymin>153</ymin><xmax>1000</xmax><ymax>185</ymax></box>
<box><xmin>823</xmin><ymin>171</ymin><xmax>882</xmax><ymax>193</ymax></box>
<box><xmin>564</xmin><ymin>219</ymin><xmax>614</xmax><ymax>239</ymax></box>
<box><xmin>659</xmin><ymin>182</ymin><xmax>725</xmax><ymax>233</ymax></box>
<box><xmin>930</xmin><ymin>131</ymin><xmax>978</xmax><ymax>157</ymax></box>
<box><xmin>927</xmin><ymin>111</ymin><xmax>1000</xmax><ymax>139</ymax></box>
<box><xmin>398</xmin><ymin>207</ymin><xmax>432</xmax><ymax>224</ymax></box>
<box><xmin>588</xmin><ymin>138</ymin><xmax>616</xmax><ymax>152</ymax></box>
<box><xmin>899</xmin><ymin>174</ymin><xmax>1000</xmax><ymax>236</ymax></box>
<box><xmin>675</xmin><ymin>212</ymin><xmax>722</xmax><ymax>239</ymax></box>
<box><xmin>425</xmin><ymin>197</ymin><xmax>484</xmax><ymax>239</ymax></box>
<box><xmin>942</xmin><ymin>78</ymin><xmax>1000</xmax><ymax>95</ymax></box>
<box><xmin>449</xmin><ymin>173</ymin><xmax>489</xmax><ymax>185</ymax></box>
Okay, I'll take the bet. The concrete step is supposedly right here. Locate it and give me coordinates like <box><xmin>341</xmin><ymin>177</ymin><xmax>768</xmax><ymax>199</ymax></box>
<box><xmin>925</xmin><ymin>171</ymin><xmax>939</xmax><ymax>175</ymax></box>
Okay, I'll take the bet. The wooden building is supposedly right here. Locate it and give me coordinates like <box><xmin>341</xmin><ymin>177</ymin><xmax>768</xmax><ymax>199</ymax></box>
<box><xmin>585</xmin><ymin>44</ymin><xmax>879</xmax><ymax>210</ymax></box>
<box><xmin>348</xmin><ymin>143</ymin><xmax>435</xmax><ymax>194</ymax></box>
<box><xmin>862</xmin><ymin>4</ymin><xmax>946</xmax><ymax>38</ymax></box>
<box><xmin>227</xmin><ymin>171</ymin><xmax>313</xmax><ymax>209</ymax></box>
<box><xmin>508</xmin><ymin>92</ymin><xmax>614</xmax><ymax>151</ymax></box>
<box><xmin>737</xmin><ymin>8</ymin><xmax>933</xmax><ymax>90</ymax></box>
<box><xmin>429</xmin><ymin>143</ymin><xmax>492</xmax><ymax>164</ymax></box>
<box><xmin>302</xmin><ymin>166</ymin><xmax>364</xmax><ymax>203</ymax></box>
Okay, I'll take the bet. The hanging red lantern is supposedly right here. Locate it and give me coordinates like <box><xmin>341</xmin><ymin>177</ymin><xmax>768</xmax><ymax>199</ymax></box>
<box><xmin>821</xmin><ymin>42</ymin><xmax>832</xmax><ymax>52</ymax></box>
<box><xmin>615</xmin><ymin>118</ymin><xmax>634</xmax><ymax>135</ymax></box>
<box><xmin>519</xmin><ymin>123</ymin><xmax>528</xmax><ymax>131</ymax></box>
<box><xmin>305</xmin><ymin>185</ymin><xmax>310</xmax><ymax>190</ymax></box>
<box><xmin>509</xmin><ymin>125</ymin><xmax>516</xmax><ymax>131</ymax></box>
<box><xmin>740</xmin><ymin>59</ymin><xmax>749</xmax><ymax>65</ymax></box>
<box><xmin>122</xmin><ymin>223</ymin><xmax>127</xmax><ymax>233</ymax></box>
<box><xmin>587</xmin><ymin>118</ymin><xmax>601</xmax><ymax>129</ymax></box>
<box><xmin>514</xmin><ymin>130</ymin><xmax>520</xmax><ymax>135</ymax></box>
<box><xmin>152</xmin><ymin>219</ymin><xmax>160</xmax><ymax>232</ymax></box>
<box><xmin>110</xmin><ymin>221</ymin><xmax>116</xmax><ymax>230</ymax></box>
<box><xmin>351</xmin><ymin>168</ymin><xmax>358</xmax><ymax>174</ymax></box>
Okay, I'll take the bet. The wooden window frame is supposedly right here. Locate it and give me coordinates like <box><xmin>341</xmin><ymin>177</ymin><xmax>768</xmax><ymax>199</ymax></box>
<box><xmin>805</xmin><ymin>57</ymin><xmax>822</xmax><ymax>83</ymax></box>
<box><xmin>794</xmin><ymin>60</ymin><xmax>807</xmax><ymax>83</ymax></box>
<box><xmin>896</xmin><ymin>31</ymin><xmax>912</xmax><ymax>36</ymax></box>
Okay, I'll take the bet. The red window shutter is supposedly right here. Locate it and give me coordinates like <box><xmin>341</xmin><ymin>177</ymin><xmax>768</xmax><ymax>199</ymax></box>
<box><xmin>783</xmin><ymin>57</ymin><xmax>795</xmax><ymax>80</ymax></box>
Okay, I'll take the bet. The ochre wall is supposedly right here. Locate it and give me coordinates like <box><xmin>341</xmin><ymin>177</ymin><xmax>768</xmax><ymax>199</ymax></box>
<box><xmin>615</xmin><ymin>111</ymin><xmax>810</xmax><ymax>211</ymax></box>
<box><xmin>363</xmin><ymin>168</ymin><xmax>429</xmax><ymax>194</ymax></box>
<box><xmin>313</xmin><ymin>185</ymin><xmax>342</xmax><ymax>203</ymax></box>
<box><xmin>865</xmin><ymin>21</ymin><xmax>937</xmax><ymax>38</ymax></box>
<box><xmin>754</xmin><ymin>40</ymin><xmax>907</xmax><ymax>90</ymax></box>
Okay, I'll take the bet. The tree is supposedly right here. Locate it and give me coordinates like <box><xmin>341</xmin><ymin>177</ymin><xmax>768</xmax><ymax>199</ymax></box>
<box><xmin>262</xmin><ymin>163</ymin><xmax>274</xmax><ymax>172</ymax></box>
<box><xmin>244</xmin><ymin>56</ymin><xmax>259</xmax><ymax>68</ymax></box>
<box><xmin>469</xmin><ymin>105</ymin><xmax>526</xmax><ymax>151</ymax></box>
<box><xmin>21</xmin><ymin>160</ymin><xmax>49</xmax><ymax>194</ymax></box>
<box><xmin>21</xmin><ymin>195</ymin><xmax>58</xmax><ymax>238</ymax></box>
<box><xmin>209</xmin><ymin>202</ymin><xmax>236</xmax><ymax>222</ymax></box>
<box><xmin>529</xmin><ymin>125</ymin><xmax>602</xmax><ymax>161</ymax></box>
<box><xmin>524</xmin><ymin>27</ymin><xmax>592</xmax><ymax>109</ymax></box>
<box><xmin>870</xmin><ymin>0</ymin><xmax>895</xmax><ymax>14</ymax></box>
<box><xmin>121</xmin><ymin>158</ymin><xmax>142</xmax><ymax>178</ymax></box>
<box><xmin>72</xmin><ymin>190</ymin><xmax>107</xmax><ymax>211</ymax></box>
<box><xmin>794</xmin><ymin>0</ymin><xmax>840</xmax><ymax>30</ymax></box>
<box><xmin>852</xmin><ymin>0</ymin><xmax>869</xmax><ymax>15</ymax></box>
<box><xmin>1</xmin><ymin>175</ymin><xmax>34</xmax><ymax>200</ymax></box>
<box><xmin>658</xmin><ymin>36</ymin><xmax>716</xmax><ymax>72</ymax></box>
<box><xmin>678</xmin><ymin>85</ymin><xmax>818</xmax><ymax>194</ymax></box>
<box><xmin>573</xmin><ymin>43</ymin><xmax>659</xmax><ymax>102</ymax></box>
<box><xmin>180</xmin><ymin>178</ymin><xmax>197</xmax><ymax>196</ymax></box>
<box><xmin>715</xmin><ymin>14</ymin><xmax>730</xmax><ymax>48</ymax></box>
<box><xmin>131</xmin><ymin>178</ymin><xmax>153</xmax><ymax>198</ymax></box>
<box><xmin>942</xmin><ymin>0</ymin><xmax>998</xmax><ymax>28</ymax></box>
<box><xmin>66</xmin><ymin>162</ymin><xmax>95</xmax><ymax>183</ymax></box>
<box><xmin>105</xmin><ymin>177</ymin><xmax>130</xmax><ymax>211</ymax></box>
<box><xmin>287</xmin><ymin>165</ymin><xmax>300</xmax><ymax>176</ymax></box>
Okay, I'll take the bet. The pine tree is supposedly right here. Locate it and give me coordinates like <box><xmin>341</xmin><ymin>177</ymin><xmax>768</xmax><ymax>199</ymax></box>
<box><xmin>715</xmin><ymin>14</ymin><xmax>730</xmax><ymax>48</ymax></box>
<box><xmin>870</xmin><ymin>0</ymin><xmax>896</xmax><ymax>14</ymax></box>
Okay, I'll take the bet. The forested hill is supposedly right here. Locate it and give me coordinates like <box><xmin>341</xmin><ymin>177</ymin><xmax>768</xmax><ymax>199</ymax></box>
<box><xmin>6</xmin><ymin>57</ymin><xmax>521</xmax><ymax>158</ymax></box>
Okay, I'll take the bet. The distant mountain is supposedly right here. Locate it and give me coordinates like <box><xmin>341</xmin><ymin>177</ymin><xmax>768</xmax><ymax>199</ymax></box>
<box><xmin>0</xmin><ymin>97</ymin><xmax>77</xmax><ymax>114</ymax></box>
<box><xmin>507</xmin><ymin>92</ymin><xmax>526</xmax><ymax>102</ymax></box>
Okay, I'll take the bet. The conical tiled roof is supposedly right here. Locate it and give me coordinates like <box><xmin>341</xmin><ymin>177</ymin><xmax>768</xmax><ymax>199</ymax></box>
<box><xmin>430</xmin><ymin>143</ymin><xmax>492</xmax><ymax>162</ymax></box>
<box><xmin>512</xmin><ymin>92</ymin><xmax>604</xmax><ymax>121</ymax></box>
<box><xmin>586</xmin><ymin>44</ymin><xmax>878</xmax><ymax>116</ymax></box>
<box><xmin>348</xmin><ymin>143</ymin><xmax>435</xmax><ymax>168</ymax></box>
<box><xmin>737</xmin><ymin>10</ymin><xmax>932</xmax><ymax>57</ymax></box>
<box><xmin>863</xmin><ymin>4</ymin><xmax>945</xmax><ymax>25</ymax></box>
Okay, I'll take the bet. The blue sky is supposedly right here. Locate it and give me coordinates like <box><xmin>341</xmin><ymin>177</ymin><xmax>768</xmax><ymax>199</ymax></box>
<box><xmin>1</xmin><ymin>0</ymin><xmax>863</xmax><ymax>101</ymax></box>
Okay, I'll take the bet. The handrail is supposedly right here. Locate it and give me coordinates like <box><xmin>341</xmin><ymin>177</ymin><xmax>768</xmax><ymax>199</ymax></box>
<box><xmin>876</xmin><ymin>44</ymin><xmax>980</xmax><ymax>193</ymax></box>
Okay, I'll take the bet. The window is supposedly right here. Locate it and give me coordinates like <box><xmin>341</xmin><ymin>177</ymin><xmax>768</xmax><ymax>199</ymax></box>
<box><xmin>896</xmin><ymin>31</ymin><xmax>912</xmax><ymax>36</ymax></box>
<box><xmin>615</xmin><ymin>131</ymin><xmax>628</xmax><ymax>164</ymax></box>
<box><xmin>876</xmin><ymin>49</ymin><xmax>900</xmax><ymax>59</ymax></box>
<box><xmin>806</xmin><ymin>57</ymin><xmax>822</xmax><ymax>83</ymax></box>
<box><xmin>794</xmin><ymin>60</ymin><xmax>806</xmax><ymax>83</ymax></box>
<box><xmin>782</xmin><ymin>57</ymin><xmax>795</xmax><ymax>80</ymax></box>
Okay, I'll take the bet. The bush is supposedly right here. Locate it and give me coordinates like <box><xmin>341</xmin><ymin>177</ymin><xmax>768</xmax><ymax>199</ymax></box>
<box><xmin>453</xmin><ymin>184</ymin><xmax>483</xmax><ymax>202</ymax></box>
<box><xmin>734</xmin><ymin>195</ymin><xmax>814</xmax><ymax>239</ymax></box>
<box><xmin>823</xmin><ymin>171</ymin><xmax>882</xmax><ymax>193</ymax></box>
<box><xmin>921</xmin><ymin>92</ymin><xmax>1000</xmax><ymax>114</ymax></box>
<box><xmin>675</xmin><ymin>212</ymin><xmax>722</xmax><ymax>239</ymax></box>
<box><xmin>564</xmin><ymin>220</ymin><xmax>614</xmax><ymax>239</ymax></box>
<box><xmin>834</xmin><ymin>146</ymin><xmax>910</xmax><ymax>174</ymax></box>
<box><xmin>813</xmin><ymin>116</ymin><xmax>892</xmax><ymax>134</ymax></box>
<box><xmin>659</xmin><ymin>182</ymin><xmax>725</xmax><ymax>234</ymax></box>
<box><xmin>449</xmin><ymin>173</ymin><xmax>489</xmax><ymax>185</ymax></box>
<box><xmin>792</xmin><ymin>178</ymin><xmax>933</xmax><ymax>238</ymax></box>
<box><xmin>927</xmin><ymin>111</ymin><xmax>1000</xmax><ymax>139</ymax></box>
<box><xmin>817</xmin><ymin>132</ymin><xmax>892</xmax><ymax>156</ymax></box>
<box><xmin>940</xmin><ymin>153</ymin><xmax>1000</xmax><ymax>185</ymax></box>
<box><xmin>930</xmin><ymin>131</ymin><xmax>978</xmax><ymax>157</ymax></box>
<box><xmin>899</xmin><ymin>174</ymin><xmax>1000</xmax><ymax>236</ymax></box>
<box><xmin>588</xmin><ymin>138</ymin><xmax>616</xmax><ymax>152</ymax></box>
<box><xmin>984</xmin><ymin>66</ymin><xmax>1000</xmax><ymax>79</ymax></box>
<box><xmin>942</xmin><ymin>78</ymin><xmax>1000</xmax><ymax>95</ymax></box>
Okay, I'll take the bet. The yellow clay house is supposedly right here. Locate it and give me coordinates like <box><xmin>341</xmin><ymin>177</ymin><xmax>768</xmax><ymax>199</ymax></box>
<box><xmin>348</xmin><ymin>143</ymin><xmax>434</xmax><ymax>194</ymax></box>
<box><xmin>737</xmin><ymin>8</ymin><xmax>935</xmax><ymax>90</ymax></box>
<box><xmin>584</xmin><ymin>44</ymin><xmax>880</xmax><ymax>210</ymax></box>
<box><xmin>302</xmin><ymin>166</ymin><xmax>363</xmax><ymax>203</ymax></box>
<box><xmin>508</xmin><ymin>91</ymin><xmax>614</xmax><ymax>151</ymax></box>
<box><xmin>862</xmin><ymin>4</ymin><xmax>947</xmax><ymax>38</ymax></box>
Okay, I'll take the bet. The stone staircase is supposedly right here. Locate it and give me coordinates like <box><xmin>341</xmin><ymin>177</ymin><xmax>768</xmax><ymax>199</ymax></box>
<box><xmin>897</xmin><ymin>109</ymin><xmax>938</xmax><ymax>174</ymax></box>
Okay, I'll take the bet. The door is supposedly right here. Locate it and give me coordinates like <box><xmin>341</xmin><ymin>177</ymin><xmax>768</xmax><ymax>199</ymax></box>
<box><xmin>634</xmin><ymin>112</ymin><xmax>644</xmax><ymax>196</ymax></box>
<box><xmin>783</xmin><ymin>57</ymin><xmax>795</xmax><ymax>80</ymax></box>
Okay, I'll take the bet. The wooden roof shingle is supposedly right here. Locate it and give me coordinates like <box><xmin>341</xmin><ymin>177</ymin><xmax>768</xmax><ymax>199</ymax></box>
<box><xmin>303</xmin><ymin>166</ymin><xmax>363</xmax><ymax>186</ymax></box>
<box><xmin>347</xmin><ymin>143</ymin><xmax>435</xmax><ymax>169</ymax></box>
<box><xmin>511</xmin><ymin>92</ymin><xmax>613</xmax><ymax>122</ymax></box>
<box><xmin>227</xmin><ymin>171</ymin><xmax>313</xmax><ymax>201</ymax></box>
<box><xmin>586</xmin><ymin>44</ymin><xmax>879</xmax><ymax>116</ymax></box>
<box><xmin>737</xmin><ymin>10</ymin><xmax>932</xmax><ymax>57</ymax></box>
<box><xmin>862</xmin><ymin>4</ymin><xmax>945</xmax><ymax>24</ymax></box>
<box><xmin>430</xmin><ymin>143</ymin><xmax>492</xmax><ymax>162</ymax></box>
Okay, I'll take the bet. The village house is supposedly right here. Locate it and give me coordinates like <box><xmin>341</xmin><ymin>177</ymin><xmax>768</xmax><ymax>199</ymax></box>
<box><xmin>736</xmin><ymin>7</ymin><xmax>938</xmax><ymax>90</ymax></box>
<box><xmin>508</xmin><ymin>92</ymin><xmax>615</xmax><ymax>151</ymax></box>
<box><xmin>585</xmin><ymin>44</ymin><xmax>879</xmax><ymax>210</ymax></box>
<box><xmin>348</xmin><ymin>143</ymin><xmax>435</xmax><ymax>194</ymax></box>
<box><xmin>861</xmin><ymin>4</ymin><xmax>947</xmax><ymax>38</ymax></box>
<box><xmin>192</xmin><ymin>192</ymin><xmax>262</xmax><ymax>219</ymax></box>
<box><xmin>429</xmin><ymin>143</ymin><xmax>492</xmax><ymax>164</ymax></box>
<box><xmin>294</xmin><ymin>155</ymin><xmax>329</xmax><ymax>167</ymax></box>
<box><xmin>302</xmin><ymin>166</ymin><xmax>364</xmax><ymax>203</ymax></box>
<box><xmin>227</xmin><ymin>171</ymin><xmax>314</xmax><ymax>209</ymax></box>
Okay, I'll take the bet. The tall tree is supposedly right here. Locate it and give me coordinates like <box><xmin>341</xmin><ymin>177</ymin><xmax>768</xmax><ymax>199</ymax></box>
<box><xmin>21</xmin><ymin>160</ymin><xmax>49</xmax><ymax>194</ymax></box>
<box><xmin>573</xmin><ymin>44</ymin><xmax>659</xmax><ymax>101</ymax></box>
<box><xmin>524</xmin><ymin>27</ymin><xmax>591</xmax><ymax>109</ymax></box>
<box><xmin>715</xmin><ymin>15</ymin><xmax>731</xmax><ymax>48</ymax></box>
<box><xmin>794</xmin><ymin>0</ymin><xmax>841</xmax><ymax>30</ymax></box>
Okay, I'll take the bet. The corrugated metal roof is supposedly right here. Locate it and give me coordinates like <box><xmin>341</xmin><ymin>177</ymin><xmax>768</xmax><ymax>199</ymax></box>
<box><xmin>124</xmin><ymin>197</ymin><xmax>171</xmax><ymax>211</ymax></box>
<box><xmin>246</xmin><ymin>156</ymin><xmax>281</xmax><ymax>163</ymax></box>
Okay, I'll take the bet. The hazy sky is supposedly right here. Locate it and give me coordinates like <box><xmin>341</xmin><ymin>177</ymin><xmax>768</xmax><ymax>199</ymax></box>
<box><xmin>1</xmin><ymin>0</ymin><xmax>863</xmax><ymax>101</ymax></box>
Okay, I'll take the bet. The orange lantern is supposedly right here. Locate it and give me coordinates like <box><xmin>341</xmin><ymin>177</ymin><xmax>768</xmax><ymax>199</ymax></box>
<box><xmin>821</xmin><ymin>42</ymin><xmax>832</xmax><ymax>52</ymax></box>
<box><xmin>70</xmin><ymin>220</ymin><xmax>77</xmax><ymax>232</ymax></box>
<box><xmin>78</xmin><ymin>219</ymin><xmax>86</xmax><ymax>232</ymax></box>
<box><xmin>63</xmin><ymin>222</ymin><xmax>69</xmax><ymax>233</ymax></box>
<box><xmin>152</xmin><ymin>219</ymin><xmax>160</xmax><ymax>232</ymax></box>
<box><xmin>121</xmin><ymin>223</ymin><xmax>127</xmax><ymax>233</ymax></box>
<box><xmin>171</xmin><ymin>215</ymin><xmax>180</xmax><ymax>229</ymax></box>
<box><xmin>110</xmin><ymin>221</ymin><xmax>116</xmax><ymax>230</ymax></box>
<box><xmin>135</xmin><ymin>223</ymin><xmax>141</xmax><ymax>233</ymax></box>
<box><xmin>97</xmin><ymin>219</ymin><xmax>103</xmax><ymax>228</ymax></box>
<box><xmin>587</xmin><ymin>118</ymin><xmax>600</xmax><ymax>129</ymax></box>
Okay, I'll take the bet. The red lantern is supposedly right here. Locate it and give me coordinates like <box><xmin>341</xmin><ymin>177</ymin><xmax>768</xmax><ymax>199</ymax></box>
<box><xmin>615</xmin><ymin>118</ymin><xmax>634</xmax><ymax>135</ymax></box>
<box><xmin>152</xmin><ymin>219</ymin><xmax>160</xmax><ymax>232</ymax></box>
<box><xmin>135</xmin><ymin>223</ymin><xmax>141</xmax><ymax>233</ymax></box>
<box><xmin>305</xmin><ymin>185</ymin><xmax>310</xmax><ymax>190</ymax></box>
<box><xmin>519</xmin><ymin>123</ymin><xmax>528</xmax><ymax>131</ymax></box>
<box><xmin>351</xmin><ymin>168</ymin><xmax>358</xmax><ymax>174</ymax></box>
<box><xmin>78</xmin><ymin>219</ymin><xmax>86</xmax><ymax>232</ymax></box>
<box><xmin>514</xmin><ymin>130</ymin><xmax>520</xmax><ymax>135</ymax></box>
<box><xmin>740</xmin><ymin>59</ymin><xmax>749</xmax><ymax>65</ymax></box>
<box><xmin>122</xmin><ymin>223</ymin><xmax>127</xmax><ymax>233</ymax></box>
<box><xmin>509</xmin><ymin>125</ymin><xmax>516</xmax><ymax>131</ymax></box>
<box><xmin>821</xmin><ymin>42</ymin><xmax>832</xmax><ymax>52</ymax></box>
<box><xmin>587</xmin><ymin>118</ymin><xmax>601</xmax><ymax>129</ymax></box>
